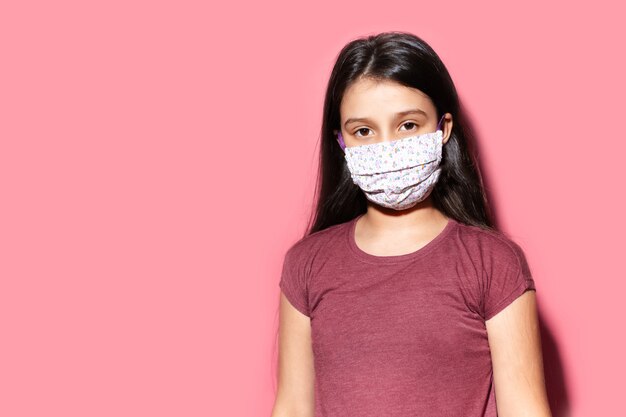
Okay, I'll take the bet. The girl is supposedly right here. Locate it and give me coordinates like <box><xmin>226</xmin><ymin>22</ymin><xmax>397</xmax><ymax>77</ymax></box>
<box><xmin>272</xmin><ymin>32</ymin><xmax>551</xmax><ymax>417</ymax></box>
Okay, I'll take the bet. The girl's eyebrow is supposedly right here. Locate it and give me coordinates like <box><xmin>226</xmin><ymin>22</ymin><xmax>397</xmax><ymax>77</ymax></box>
<box><xmin>344</xmin><ymin>109</ymin><xmax>427</xmax><ymax>128</ymax></box>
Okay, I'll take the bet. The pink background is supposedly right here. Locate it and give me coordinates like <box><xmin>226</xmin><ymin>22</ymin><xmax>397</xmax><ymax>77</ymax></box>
<box><xmin>1</xmin><ymin>1</ymin><xmax>624</xmax><ymax>416</ymax></box>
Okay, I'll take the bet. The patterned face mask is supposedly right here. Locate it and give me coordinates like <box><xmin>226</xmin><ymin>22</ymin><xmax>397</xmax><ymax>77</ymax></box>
<box><xmin>337</xmin><ymin>115</ymin><xmax>446</xmax><ymax>211</ymax></box>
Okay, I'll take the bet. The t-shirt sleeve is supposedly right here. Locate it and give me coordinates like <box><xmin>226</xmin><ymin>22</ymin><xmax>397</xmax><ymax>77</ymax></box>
<box><xmin>278</xmin><ymin>244</ymin><xmax>311</xmax><ymax>317</ymax></box>
<box><xmin>482</xmin><ymin>238</ymin><xmax>536</xmax><ymax>321</ymax></box>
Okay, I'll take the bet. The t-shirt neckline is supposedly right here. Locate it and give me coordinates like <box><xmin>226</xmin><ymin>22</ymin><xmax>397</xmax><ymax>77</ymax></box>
<box><xmin>345</xmin><ymin>213</ymin><xmax>458</xmax><ymax>264</ymax></box>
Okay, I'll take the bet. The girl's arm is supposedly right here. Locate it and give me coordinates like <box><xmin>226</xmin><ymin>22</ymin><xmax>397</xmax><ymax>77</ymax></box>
<box><xmin>271</xmin><ymin>292</ymin><xmax>315</xmax><ymax>417</ymax></box>
<box><xmin>486</xmin><ymin>290</ymin><xmax>552</xmax><ymax>417</ymax></box>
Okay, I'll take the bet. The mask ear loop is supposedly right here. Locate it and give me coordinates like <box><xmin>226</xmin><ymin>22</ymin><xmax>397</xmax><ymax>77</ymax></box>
<box><xmin>337</xmin><ymin>114</ymin><xmax>446</xmax><ymax>151</ymax></box>
<box><xmin>437</xmin><ymin>114</ymin><xmax>446</xmax><ymax>131</ymax></box>
<box><xmin>337</xmin><ymin>131</ymin><xmax>346</xmax><ymax>151</ymax></box>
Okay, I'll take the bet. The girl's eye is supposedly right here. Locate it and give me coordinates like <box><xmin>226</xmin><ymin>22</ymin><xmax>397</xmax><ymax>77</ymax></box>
<box><xmin>354</xmin><ymin>128</ymin><xmax>372</xmax><ymax>138</ymax></box>
<box><xmin>353</xmin><ymin>122</ymin><xmax>418</xmax><ymax>138</ymax></box>
<box><xmin>400</xmin><ymin>122</ymin><xmax>418</xmax><ymax>131</ymax></box>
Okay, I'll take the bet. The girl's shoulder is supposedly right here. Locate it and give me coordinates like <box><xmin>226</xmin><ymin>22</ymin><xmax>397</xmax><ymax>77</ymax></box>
<box><xmin>284</xmin><ymin>218</ymin><xmax>353</xmax><ymax>260</ymax></box>
<box><xmin>452</xmin><ymin>220</ymin><xmax>530</xmax><ymax>267</ymax></box>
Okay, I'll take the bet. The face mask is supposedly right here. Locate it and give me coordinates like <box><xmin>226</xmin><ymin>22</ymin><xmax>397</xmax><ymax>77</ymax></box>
<box><xmin>337</xmin><ymin>115</ymin><xmax>446</xmax><ymax>211</ymax></box>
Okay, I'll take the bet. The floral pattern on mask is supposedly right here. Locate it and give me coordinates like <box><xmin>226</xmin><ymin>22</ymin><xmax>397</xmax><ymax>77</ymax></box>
<box><xmin>343</xmin><ymin>130</ymin><xmax>444</xmax><ymax>210</ymax></box>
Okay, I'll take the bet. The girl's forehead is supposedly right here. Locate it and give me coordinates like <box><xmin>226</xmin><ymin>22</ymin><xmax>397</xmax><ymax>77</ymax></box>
<box><xmin>341</xmin><ymin>79</ymin><xmax>434</xmax><ymax>119</ymax></box>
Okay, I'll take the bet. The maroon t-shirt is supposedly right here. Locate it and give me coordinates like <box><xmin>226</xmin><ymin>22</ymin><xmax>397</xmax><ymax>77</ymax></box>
<box><xmin>279</xmin><ymin>214</ymin><xmax>536</xmax><ymax>417</ymax></box>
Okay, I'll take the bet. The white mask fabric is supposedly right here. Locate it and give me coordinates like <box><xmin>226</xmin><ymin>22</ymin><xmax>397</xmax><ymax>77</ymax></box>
<box><xmin>337</xmin><ymin>116</ymin><xmax>446</xmax><ymax>210</ymax></box>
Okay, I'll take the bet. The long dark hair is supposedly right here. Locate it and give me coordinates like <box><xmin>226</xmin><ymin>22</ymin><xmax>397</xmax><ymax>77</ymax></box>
<box><xmin>304</xmin><ymin>31</ymin><xmax>495</xmax><ymax>236</ymax></box>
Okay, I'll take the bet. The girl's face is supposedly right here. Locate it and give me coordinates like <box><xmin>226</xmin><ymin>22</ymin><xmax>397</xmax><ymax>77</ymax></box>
<box><xmin>336</xmin><ymin>77</ymin><xmax>452</xmax><ymax>148</ymax></box>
